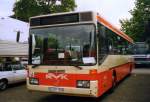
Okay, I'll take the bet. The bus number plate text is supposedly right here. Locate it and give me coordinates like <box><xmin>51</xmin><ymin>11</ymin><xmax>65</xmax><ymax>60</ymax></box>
<box><xmin>48</xmin><ymin>87</ymin><xmax>64</xmax><ymax>92</ymax></box>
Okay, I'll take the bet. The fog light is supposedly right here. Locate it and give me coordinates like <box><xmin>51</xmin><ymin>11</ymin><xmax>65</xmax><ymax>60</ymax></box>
<box><xmin>76</xmin><ymin>80</ymin><xmax>90</xmax><ymax>88</ymax></box>
<box><xmin>29</xmin><ymin>78</ymin><xmax>39</xmax><ymax>85</ymax></box>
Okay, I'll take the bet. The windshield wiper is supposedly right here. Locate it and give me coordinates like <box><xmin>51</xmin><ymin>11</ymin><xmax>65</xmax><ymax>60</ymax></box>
<box><xmin>73</xmin><ymin>65</ymin><xmax>83</xmax><ymax>70</ymax></box>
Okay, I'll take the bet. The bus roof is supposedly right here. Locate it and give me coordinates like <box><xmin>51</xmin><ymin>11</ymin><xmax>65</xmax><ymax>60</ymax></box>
<box><xmin>30</xmin><ymin>11</ymin><xmax>93</xmax><ymax>19</ymax></box>
<box><xmin>29</xmin><ymin>11</ymin><xmax>133</xmax><ymax>43</ymax></box>
<box><xmin>97</xmin><ymin>15</ymin><xmax>133</xmax><ymax>43</ymax></box>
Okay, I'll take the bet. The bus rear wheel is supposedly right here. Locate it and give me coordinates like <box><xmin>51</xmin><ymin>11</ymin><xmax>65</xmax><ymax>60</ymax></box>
<box><xmin>110</xmin><ymin>74</ymin><xmax>116</xmax><ymax>93</ymax></box>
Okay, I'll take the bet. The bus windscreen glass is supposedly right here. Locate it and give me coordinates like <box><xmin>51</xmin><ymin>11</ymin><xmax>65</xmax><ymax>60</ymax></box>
<box><xmin>29</xmin><ymin>24</ymin><xmax>96</xmax><ymax>66</ymax></box>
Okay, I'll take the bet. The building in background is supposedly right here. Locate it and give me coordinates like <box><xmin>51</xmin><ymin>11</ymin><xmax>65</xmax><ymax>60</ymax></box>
<box><xmin>0</xmin><ymin>17</ymin><xmax>29</xmax><ymax>42</ymax></box>
<box><xmin>0</xmin><ymin>40</ymin><xmax>28</xmax><ymax>57</ymax></box>
<box><xmin>0</xmin><ymin>40</ymin><xmax>28</xmax><ymax>65</ymax></box>
<box><xmin>0</xmin><ymin>17</ymin><xmax>29</xmax><ymax>65</ymax></box>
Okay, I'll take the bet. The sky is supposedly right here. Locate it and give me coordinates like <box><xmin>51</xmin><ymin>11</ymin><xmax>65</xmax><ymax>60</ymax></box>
<box><xmin>0</xmin><ymin>0</ymin><xmax>135</xmax><ymax>41</ymax></box>
<box><xmin>0</xmin><ymin>0</ymin><xmax>15</xmax><ymax>17</ymax></box>
<box><xmin>0</xmin><ymin>0</ymin><xmax>135</xmax><ymax>28</ymax></box>
<box><xmin>75</xmin><ymin>0</ymin><xmax>135</xmax><ymax>28</ymax></box>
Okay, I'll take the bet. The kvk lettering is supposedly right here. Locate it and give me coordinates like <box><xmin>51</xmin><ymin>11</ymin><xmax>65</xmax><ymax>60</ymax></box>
<box><xmin>46</xmin><ymin>73</ymin><xmax>68</xmax><ymax>80</ymax></box>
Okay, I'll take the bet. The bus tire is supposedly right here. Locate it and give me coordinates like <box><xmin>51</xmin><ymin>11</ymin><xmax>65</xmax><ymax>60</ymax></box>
<box><xmin>129</xmin><ymin>67</ymin><xmax>132</xmax><ymax>75</ymax></box>
<box><xmin>0</xmin><ymin>79</ymin><xmax>8</xmax><ymax>91</ymax></box>
<box><xmin>110</xmin><ymin>71</ymin><xmax>116</xmax><ymax>93</ymax></box>
<box><xmin>130</xmin><ymin>67</ymin><xmax>132</xmax><ymax>73</ymax></box>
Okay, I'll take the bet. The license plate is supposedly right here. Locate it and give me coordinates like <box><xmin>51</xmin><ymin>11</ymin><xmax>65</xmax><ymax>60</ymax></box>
<box><xmin>48</xmin><ymin>87</ymin><xmax>64</xmax><ymax>92</ymax></box>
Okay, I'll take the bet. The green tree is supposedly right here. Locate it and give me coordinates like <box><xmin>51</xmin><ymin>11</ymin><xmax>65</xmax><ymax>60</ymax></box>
<box><xmin>12</xmin><ymin>0</ymin><xmax>76</xmax><ymax>22</ymax></box>
<box><xmin>120</xmin><ymin>0</ymin><xmax>150</xmax><ymax>41</ymax></box>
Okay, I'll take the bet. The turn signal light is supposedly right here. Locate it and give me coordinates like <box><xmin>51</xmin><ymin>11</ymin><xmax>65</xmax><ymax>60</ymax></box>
<box><xmin>89</xmin><ymin>69</ymin><xmax>97</xmax><ymax>74</ymax></box>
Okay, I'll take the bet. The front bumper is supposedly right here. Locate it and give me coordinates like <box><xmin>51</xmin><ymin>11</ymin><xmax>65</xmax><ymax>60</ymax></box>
<box><xmin>27</xmin><ymin>78</ymin><xmax>98</xmax><ymax>97</ymax></box>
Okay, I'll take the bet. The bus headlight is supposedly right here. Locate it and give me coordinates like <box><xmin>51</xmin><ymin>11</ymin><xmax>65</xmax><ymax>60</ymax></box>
<box><xmin>76</xmin><ymin>80</ymin><xmax>90</xmax><ymax>88</ymax></box>
<box><xmin>29</xmin><ymin>78</ymin><xmax>39</xmax><ymax>85</ymax></box>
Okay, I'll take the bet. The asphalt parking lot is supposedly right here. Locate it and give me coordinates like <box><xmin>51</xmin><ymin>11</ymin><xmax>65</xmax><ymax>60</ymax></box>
<box><xmin>0</xmin><ymin>68</ymin><xmax>150</xmax><ymax>102</ymax></box>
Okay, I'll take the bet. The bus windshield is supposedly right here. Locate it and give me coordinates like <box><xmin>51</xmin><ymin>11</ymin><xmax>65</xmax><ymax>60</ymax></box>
<box><xmin>30</xmin><ymin>24</ymin><xmax>96</xmax><ymax>66</ymax></box>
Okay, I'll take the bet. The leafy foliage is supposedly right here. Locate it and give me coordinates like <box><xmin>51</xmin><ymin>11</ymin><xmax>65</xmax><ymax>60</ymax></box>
<box><xmin>120</xmin><ymin>0</ymin><xmax>150</xmax><ymax>41</ymax></box>
<box><xmin>12</xmin><ymin>0</ymin><xmax>76</xmax><ymax>22</ymax></box>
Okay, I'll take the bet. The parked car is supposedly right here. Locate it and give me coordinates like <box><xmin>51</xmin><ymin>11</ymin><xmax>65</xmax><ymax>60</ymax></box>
<box><xmin>131</xmin><ymin>42</ymin><xmax>150</xmax><ymax>65</ymax></box>
<box><xmin>0</xmin><ymin>63</ymin><xmax>27</xmax><ymax>90</ymax></box>
<box><xmin>132</xmin><ymin>54</ymin><xmax>150</xmax><ymax>65</ymax></box>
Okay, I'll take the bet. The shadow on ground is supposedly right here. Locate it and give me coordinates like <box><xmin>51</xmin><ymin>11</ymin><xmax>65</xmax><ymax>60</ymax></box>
<box><xmin>7</xmin><ymin>82</ymin><xmax>25</xmax><ymax>89</ymax></box>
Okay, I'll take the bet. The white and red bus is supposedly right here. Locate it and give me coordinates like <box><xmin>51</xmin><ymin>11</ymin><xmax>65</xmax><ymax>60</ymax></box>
<box><xmin>27</xmin><ymin>11</ymin><xmax>134</xmax><ymax>97</ymax></box>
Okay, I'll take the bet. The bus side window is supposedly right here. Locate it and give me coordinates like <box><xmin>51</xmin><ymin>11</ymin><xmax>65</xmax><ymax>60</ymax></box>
<box><xmin>97</xmin><ymin>23</ymin><xmax>108</xmax><ymax>64</ymax></box>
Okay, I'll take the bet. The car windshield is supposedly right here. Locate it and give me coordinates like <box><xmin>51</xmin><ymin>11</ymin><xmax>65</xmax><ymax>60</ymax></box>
<box><xmin>30</xmin><ymin>24</ymin><xmax>96</xmax><ymax>66</ymax></box>
<box><xmin>133</xmin><ymin>43</ymin><xmax>149</xmax><ymax>54</ymax></box>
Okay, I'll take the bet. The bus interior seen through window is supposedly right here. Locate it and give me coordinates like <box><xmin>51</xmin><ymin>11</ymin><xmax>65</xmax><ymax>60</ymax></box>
<box><xmin>30</xmin><ymin>24</ymin><xmax>97</xmax><ymax>66</ymax></box>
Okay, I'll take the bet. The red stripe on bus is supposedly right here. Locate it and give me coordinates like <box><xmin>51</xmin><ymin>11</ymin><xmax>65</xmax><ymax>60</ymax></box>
<box><xmin>97</xmin><ymin>15</ymin><xmax>133</xmax><ymax>43</ymax></box>
<box><xmin>32</xmin><ymin>62</ymin><xmax>133</xmax><ymax>97</ymax></box>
